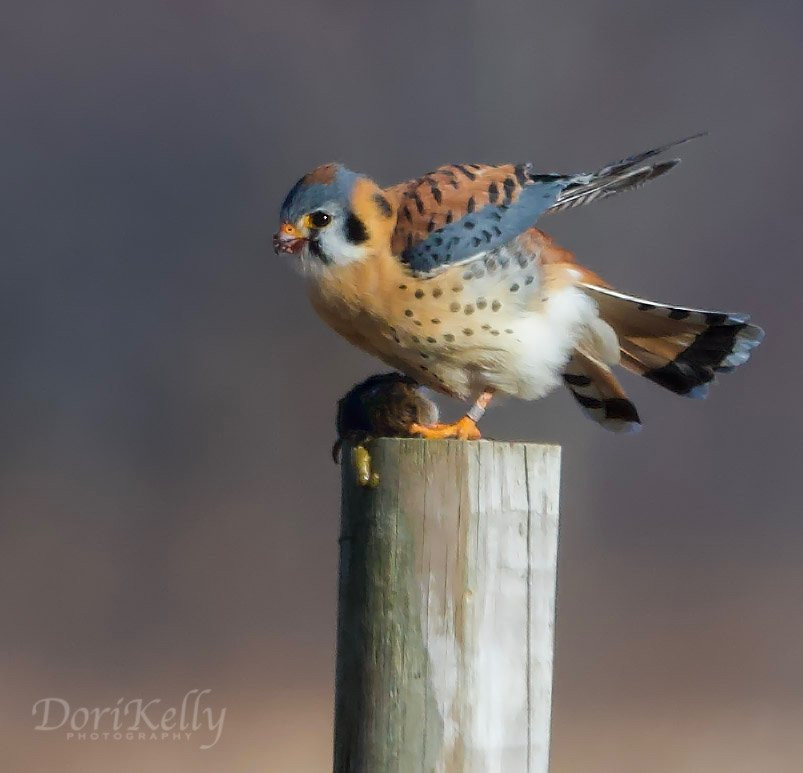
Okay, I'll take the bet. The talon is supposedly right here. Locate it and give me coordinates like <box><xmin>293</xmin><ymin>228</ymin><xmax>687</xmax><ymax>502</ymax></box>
<box><xmin>410</xmin><ymin>415</ymin><xmax>481</xmax><ymax>440</ymax></box>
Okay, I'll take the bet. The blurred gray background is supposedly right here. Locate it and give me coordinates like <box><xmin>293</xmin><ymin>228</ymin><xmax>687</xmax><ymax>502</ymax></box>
<box><xmin>2</xmin><ymin>1</ymin><xmax>802</xmax><ymax>770</ymax></box>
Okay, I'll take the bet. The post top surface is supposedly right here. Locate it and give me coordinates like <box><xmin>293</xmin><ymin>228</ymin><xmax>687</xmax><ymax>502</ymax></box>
<box><xmin>364</xmin><ymin>437</ymin><xmax>561</xmax><ymax>452</ymax></box>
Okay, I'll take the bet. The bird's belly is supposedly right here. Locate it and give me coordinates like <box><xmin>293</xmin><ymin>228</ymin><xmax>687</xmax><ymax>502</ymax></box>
<box><xmin>378</xmin><ymin>289</ymin><xmax>593</xmax><ymax>400</ymax></box>
<box><xmin>308</xmin><ymin>244</ymin><xmax>596</xmax><ymax>400</ymax></box>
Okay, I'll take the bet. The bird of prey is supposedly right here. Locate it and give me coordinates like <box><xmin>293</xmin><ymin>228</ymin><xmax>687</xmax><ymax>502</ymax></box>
<box><xmin>274</xmin><ymin>135</ymin><xmax>763</xmax><ymax>439</ymax></box>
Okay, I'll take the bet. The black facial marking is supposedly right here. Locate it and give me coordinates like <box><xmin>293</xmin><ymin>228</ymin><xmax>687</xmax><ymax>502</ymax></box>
<box><xmin>431</xmin><ymin>185</ymin><xmax>442</xmax><ymax>204</ymax></box>
<box><xmin>373</xmin><ymin>193</ymin><xmax>393</xmax><ymax>218</ymax></box>
<box><xmin>455</xmin><ymin>164</ymin><xmax>476</xmax><ymax>181</ymax></box>
<box><xmin>402</xmin><ymin>205</ymin><xmax>412</xmax><ymax>222</ymax></box>
<box><xmin>445</xmin><ymin>210</ymin><xmax>453</xmax><ymax>224</ymax></box>
<box><xmin>514</xmin><ymin>163</ymin><xmax>529</xmax><ymax>186</ymax></box>
<box><xmin>467</xmin><ymin>196</ymin><xmax>475</xmax><ymax>213</ymax></box>
<box><xmin>412</xmin><ymin>192</ymin><xmax>425</xmax><ymax>214</ymax></box>
<box><xmin>488</xmin><ymin>182</ymin><xmax>499</xmax><ymax>203</ymax></box>
<box><xmin>308</xmin><ymin>238</ymin><xmax>330</xmax><ymax>264</ymax></box>
<box><xmin>345</xmin><ymin>212</ymin><xmax>369</xmax><ymax>244</ymax></box>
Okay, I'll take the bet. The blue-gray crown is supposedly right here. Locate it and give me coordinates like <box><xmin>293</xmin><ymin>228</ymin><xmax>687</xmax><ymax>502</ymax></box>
<box><xmin>280</xmin><ymin>163</ymin><xmax>361</xmax><ymax>222</ymax></box>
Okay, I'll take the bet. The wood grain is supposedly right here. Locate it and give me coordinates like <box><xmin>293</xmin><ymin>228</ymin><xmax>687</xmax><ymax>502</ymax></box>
<box><xmin>333</xmin><ymin>438</ymin><xmax>561</xmax><ymax>773</ymax></box>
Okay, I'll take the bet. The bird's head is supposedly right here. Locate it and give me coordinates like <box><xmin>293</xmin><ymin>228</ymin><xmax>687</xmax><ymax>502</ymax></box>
<box><xmin>274</xmin><ymin>163</ymin><xmax>397</xmax><ymax>272</ymax></box>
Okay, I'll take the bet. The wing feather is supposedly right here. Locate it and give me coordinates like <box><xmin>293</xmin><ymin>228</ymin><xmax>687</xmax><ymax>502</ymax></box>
<box><xmin>387</xmin><ymin>133</ymin><xmax>705</xmax><ymax>276</ymax></box>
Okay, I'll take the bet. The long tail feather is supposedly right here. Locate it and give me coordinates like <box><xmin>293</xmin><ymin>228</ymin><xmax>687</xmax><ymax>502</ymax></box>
<box><xmin>563</xmin><ymin>350</ymin><xmax>641</xmax><ymax>433</ymax></box>
<box><xmin>581</xmin><ymin>283</ymin><xmax>764</xmax><ymax>399</ymax></box>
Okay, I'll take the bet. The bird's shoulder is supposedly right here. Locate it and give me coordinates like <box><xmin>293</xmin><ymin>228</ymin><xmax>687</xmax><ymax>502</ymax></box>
<box><xmin>384</xmin><ymin>163</ymin><xmax>568</xmax><ymax>275</ymax></box>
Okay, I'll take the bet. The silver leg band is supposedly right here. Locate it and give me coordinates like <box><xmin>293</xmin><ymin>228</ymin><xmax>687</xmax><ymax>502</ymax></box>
<box><xmin>466</xmin><ymin>403</ymin><xmax>486</xmax><ymax>423</ymax></box>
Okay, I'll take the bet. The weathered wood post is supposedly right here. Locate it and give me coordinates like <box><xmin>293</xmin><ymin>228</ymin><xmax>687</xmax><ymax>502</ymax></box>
<box><xmin>333</xmin><ymin>438</ymin><xmax>561</xmax><ymax>773</ymax></box>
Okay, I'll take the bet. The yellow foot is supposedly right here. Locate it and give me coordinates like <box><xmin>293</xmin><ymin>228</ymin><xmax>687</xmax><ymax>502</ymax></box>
<box><xmin>409</xmin><ymin>416</ymin><xmax>481</xmax><ymax>440</ymax></box>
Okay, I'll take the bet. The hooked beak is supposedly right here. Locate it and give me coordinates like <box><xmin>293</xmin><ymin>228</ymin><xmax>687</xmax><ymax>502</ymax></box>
<box><xmin>273</xmin><ymin>222</ymin><xmax>306</xmax><ymax>255</ymax></box>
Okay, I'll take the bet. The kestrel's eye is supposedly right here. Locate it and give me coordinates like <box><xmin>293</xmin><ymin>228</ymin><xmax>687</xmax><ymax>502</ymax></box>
<box><xmin>307</xmin><ymin>211</ymin><xmax>331</xmax><ymax>229</ymax></box>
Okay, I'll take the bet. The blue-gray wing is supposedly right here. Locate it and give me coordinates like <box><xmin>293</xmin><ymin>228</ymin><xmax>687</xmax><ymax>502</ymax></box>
<box><xmin>388</xmin><ymin>162</ymin><xmax>570</xmax><ymax>275</ymax></box>
<box><xmin>387</xmin><ymin>135</ymin><xmax>702</xmax><ymax>276</ymax></box>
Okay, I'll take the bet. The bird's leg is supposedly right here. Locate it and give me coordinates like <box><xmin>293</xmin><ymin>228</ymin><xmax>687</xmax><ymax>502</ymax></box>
<box><xmin>410</xmin><ymin>389</ymin><xmax>494</xmax><ymax>440</ymax></box>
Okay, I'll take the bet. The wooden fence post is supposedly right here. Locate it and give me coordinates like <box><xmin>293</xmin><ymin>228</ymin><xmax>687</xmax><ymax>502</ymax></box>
<box><xmin>333</xmin><ymin>438</ymin><xmax>561</xmax><ymax>773</ymax></box>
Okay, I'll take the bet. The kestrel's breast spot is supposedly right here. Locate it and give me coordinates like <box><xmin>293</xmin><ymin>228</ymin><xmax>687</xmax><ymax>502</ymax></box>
<box><xmin>338</xmin><ymin>238</ymin><xmax>583</xmax><ymax>400</ymax></box>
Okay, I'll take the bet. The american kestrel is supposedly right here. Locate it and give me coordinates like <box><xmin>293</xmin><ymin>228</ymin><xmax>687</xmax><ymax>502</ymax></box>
<box><xmin>333</xmin><ymin>372</ymin><xmax>439</xmax><ymax>485</ymax></box>
<box><xmin>274</xmin><ymin>135</ymin><xmax>763</xmax><ymax>439</ymax></box>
